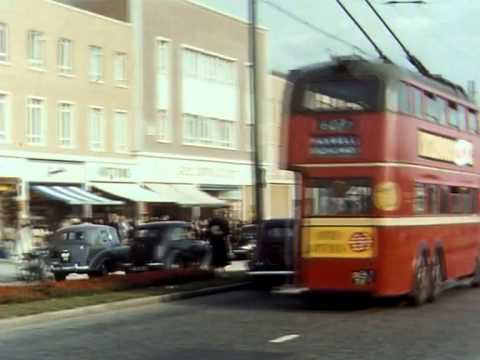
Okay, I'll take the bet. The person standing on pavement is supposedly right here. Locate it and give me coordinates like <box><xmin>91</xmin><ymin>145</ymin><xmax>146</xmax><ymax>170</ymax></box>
<box><xmin>206</xmin><ymin>213</ymin><xmax>231</xmax><ymax>272</ymax></box>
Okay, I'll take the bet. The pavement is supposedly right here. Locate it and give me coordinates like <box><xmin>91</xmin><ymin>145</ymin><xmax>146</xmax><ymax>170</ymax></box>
<box><xmin>3</xmin><ymin>285</ymin><xmax>480</xmax><ymax>359</ymax></box>
<box><xmin>0</xmin><ymin>259</ymin><xmax>248</xmax><ymax>284</ymax></box>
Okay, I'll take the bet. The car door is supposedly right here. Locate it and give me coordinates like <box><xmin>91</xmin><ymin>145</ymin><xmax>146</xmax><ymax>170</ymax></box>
<box><xmin>87</xmin><ymin>228</ymin><xmax>111</xmax><ymax>267</ymax></box>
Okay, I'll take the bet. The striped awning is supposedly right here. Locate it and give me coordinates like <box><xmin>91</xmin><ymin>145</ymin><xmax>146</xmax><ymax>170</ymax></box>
<box><xmin>32</xmin><ymin>185</ymin><xmax>123</xmax><ymax>206</ymax></box>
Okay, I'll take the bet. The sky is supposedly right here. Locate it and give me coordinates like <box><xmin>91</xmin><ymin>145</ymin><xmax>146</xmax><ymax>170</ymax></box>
<box><xmin>196</xmin><ymin>0</ymin><xmax>479</xmax><ymax>95</ymax></box>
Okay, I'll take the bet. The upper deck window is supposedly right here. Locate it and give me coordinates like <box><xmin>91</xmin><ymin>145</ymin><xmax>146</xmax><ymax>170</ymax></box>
<box><xmin>436</xmin><ymin>97</ymin><xmax>448</xmax><ymax>125</ymax></box>
<box><xmin>425</xmin><ymin>93</ymin><xmax>437</xmax><ymax>123</ymax></box>
<box><xmin>413</xmin><ymin>87</ymin><xmax>423</xmax><ymax>119</ymax></box>
<box><xmin>458</xmin><ymin>106</ymin><xmax>467</xmax><ymax>131</ymax></box>
<box><xmin>301</xmin><ymin>79</ymin><xmax>378</xmax><ymax>112</ymax></box>
<box><xmin>398</xmin><ymin>83</ymin><xmax>413</xmax><ymax>114</ymax></box>
<box><xmin>468</xmin><ymin>110</ymin><xmax>478</xmax><ymax>133</ymax></box>
<box><xmin>448</xmin><ymin>103</ymin><xmax>459</xmax><ymax>128</ymax></box>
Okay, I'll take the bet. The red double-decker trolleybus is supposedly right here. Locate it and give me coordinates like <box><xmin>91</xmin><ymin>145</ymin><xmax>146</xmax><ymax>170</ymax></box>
<box><xmin>283</xmin><ymin>56</ymin><xmax>480</xmax><ymax>305</ymax></box>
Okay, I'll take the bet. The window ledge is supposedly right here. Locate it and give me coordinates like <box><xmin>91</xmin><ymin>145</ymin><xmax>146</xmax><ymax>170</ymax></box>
<box><xmin>28</xmin><ymin>66</ymin><xmax>47</xmax><ymax>73</ymax></box>
<box><xmin>59</xmin><ymin>145</ymin><xmax>75</xmax><ymax>150</ymax></box>
<box><xmin>58</xmin><ymin>72</ymin><xmax>75</xmax><ymax>78</ymax></box>
<box><xmin>89</xmin><ymin>79</ymin><xmax>105</xmax><ymax>85</ymax></box>
<box><xmin>114</xmin><ymin>83</ymin><xmax>129</xmax><ymax>89</ymax></box>
<box><xmin>182</xmin><ymin>142</ymin><xmax>236</xmax><ymax>151</ymax></box>
<box><xmin>0</xmin><ymin>61</ymin><xmax>11</xmax><ymax>66</ymax></box>
<box><xmin>155</xmin><ymin>139</ymin><xmax>172</xmax><ymax>144</ymax></box>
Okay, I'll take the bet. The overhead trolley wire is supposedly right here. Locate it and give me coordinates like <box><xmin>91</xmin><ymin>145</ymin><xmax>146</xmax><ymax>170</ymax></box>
<box><xmin>260</xmin><ymin>0</ymin><xmax>376</xmax><ymax>59</ymax></box>
<box><xmin>335</xmin><ymin>0</ymin><xmax>392</xmax><ymax>63</ymax></box>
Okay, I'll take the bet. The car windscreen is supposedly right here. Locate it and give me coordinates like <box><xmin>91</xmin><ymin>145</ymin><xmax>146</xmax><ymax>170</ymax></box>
<box><xmin>300</xmin><ymin>79</ymin><xmax>378</xmax><ymax>112</ymax></box>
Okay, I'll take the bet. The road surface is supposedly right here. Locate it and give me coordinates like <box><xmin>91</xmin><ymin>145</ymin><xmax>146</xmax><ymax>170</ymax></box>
<box><xmin>2</xmin><ymin>284</ymin><xmax>480</xmax><ymax>359</ymax></box>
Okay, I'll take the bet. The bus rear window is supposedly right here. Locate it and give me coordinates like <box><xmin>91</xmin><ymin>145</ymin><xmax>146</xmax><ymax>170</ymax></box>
<box><xmin>305</xmin><ymin>179</ymin><xmax>371</xmax><ymax>216</ymax></box>
<box><xmin>301</xmin><ymin>79</ymin><xmax>378</xmax><ymax>112</ymax></box>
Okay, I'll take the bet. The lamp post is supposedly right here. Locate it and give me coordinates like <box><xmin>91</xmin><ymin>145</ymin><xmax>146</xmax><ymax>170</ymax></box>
<box><xmin>248</xmin><ymin>0</ymin><xmax>264</xmax><ymax>234</ymax></box>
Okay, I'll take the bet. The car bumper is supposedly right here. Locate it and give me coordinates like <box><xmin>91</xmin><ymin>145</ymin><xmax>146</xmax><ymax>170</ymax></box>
<box><xmin>51</xmin><ymin>264</ymin><xmax>90</xmax><ymax>273</ymax></box>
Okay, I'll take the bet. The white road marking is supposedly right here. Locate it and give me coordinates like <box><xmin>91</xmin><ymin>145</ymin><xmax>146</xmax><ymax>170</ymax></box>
<box><xmin>269</xmin><ymin>334</ymin><xmax>300</xmax><ymax>343</ymax></box>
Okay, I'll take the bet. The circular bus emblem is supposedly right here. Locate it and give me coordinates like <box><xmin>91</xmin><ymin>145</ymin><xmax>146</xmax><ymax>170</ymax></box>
<box><xmin>373</xmin><ymin>181</ymin><xmax>400</xmax><ymax>211</ymax></box>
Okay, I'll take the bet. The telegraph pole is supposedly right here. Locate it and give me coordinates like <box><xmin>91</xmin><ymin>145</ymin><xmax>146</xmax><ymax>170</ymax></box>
<box><xmin>248</xmin><ymin>0</ymin><xmax>264</xmax><ymax>228</ymax></box>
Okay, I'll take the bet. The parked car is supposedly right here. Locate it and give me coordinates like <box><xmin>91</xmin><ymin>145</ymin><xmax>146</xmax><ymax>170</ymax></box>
<box><xmin>48</xmin><ymin>224</ymin><xmax>130</xmax><ymax>281</ymax></box>
<box><xmin>232</xmin><ymin>224</ymin><xmax>257</xmax><ymax>260</ymax></box>
<box><xmin>249</xmin><ymin>219</ymin><xmax>297</xmax><ymax>288</ymax></box>
<box><xmin>129</xmin><ymin>221</ymin><xmax>212</xmax><ymax>270</ymax></box>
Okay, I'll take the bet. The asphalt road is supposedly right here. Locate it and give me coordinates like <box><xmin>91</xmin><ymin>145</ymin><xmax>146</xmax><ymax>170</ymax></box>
<box><xmin>2</xmin><ymin>285</ymin><xmax>480</xmax><ymax>360</ymax></box>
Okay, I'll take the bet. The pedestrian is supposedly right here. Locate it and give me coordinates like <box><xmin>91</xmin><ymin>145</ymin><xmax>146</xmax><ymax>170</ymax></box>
<box><xmin>206</xmin><ymin>213</ymin><xmax>231</xmax><ymax>272</ymax></box>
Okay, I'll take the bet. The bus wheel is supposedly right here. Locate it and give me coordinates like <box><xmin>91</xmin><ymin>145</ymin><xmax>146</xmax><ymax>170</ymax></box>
<box><xmin>409</xmin><ymin>254</ymin><xmax>430</xmax><ymax>306</ymax></box>
<box><xmin>471</xmin><ymin>258</ymin><xmax>480</xmax><ymax>287</ymax></box>
<box><xmin>428</xmin><ymin>253</ymin><xmax>443</xmax><ymax>302</ymax></box>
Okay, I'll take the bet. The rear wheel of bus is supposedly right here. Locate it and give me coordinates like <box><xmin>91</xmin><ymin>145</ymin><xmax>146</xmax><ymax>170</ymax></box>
<box><xmin>409</xmin><ymin>253</ymin><xmax>431</xmax><ymax>306</ymax></box>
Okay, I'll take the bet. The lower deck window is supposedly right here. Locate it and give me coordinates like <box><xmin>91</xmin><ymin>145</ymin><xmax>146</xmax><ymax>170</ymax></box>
<box><xmin>305</xmin><ymin>178</ymin><xmax>371</xmax><ymax>216</ymax></box>
<box><xmin>414</xmin><ymin>183</ymin><xmax>476</xmax><ymax>215</ymax></box>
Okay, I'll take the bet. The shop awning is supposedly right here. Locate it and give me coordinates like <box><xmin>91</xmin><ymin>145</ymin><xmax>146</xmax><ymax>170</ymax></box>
<box><xmin>171</xmin><ymin>184</ymin><xmax>227</xmax><ymax>207</ymax></box>
<box><xmin>145</xmin><ymin>183</ymin><xmax>191</xmax><ymax>204</ymax></box>
<box><xmin>32</xmin><ymin>185</ymin><xmax>123</xmax><ymax>206</ymax></box>
<box><xmin>92</xmin><ymin>183</ymin><xmax>170</xmax><ymax>203</ymax></box>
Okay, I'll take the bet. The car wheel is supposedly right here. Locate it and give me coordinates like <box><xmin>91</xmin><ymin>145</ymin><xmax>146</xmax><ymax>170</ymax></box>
<box><xmin>199</xmin><ymin>250</ymin><xmax>212</xmax><ymax>271</ymax></box>
<box><xmin>91</xmin><ymin>263</ymin><xmax>108</xmax><ymax>278</ymax></box>
<box><xmin>54</xmin><ymin>272</ymin><xmax>67</xmax><ymax>282</ymax></box>
<box><xmin>165</xmin><ymin>252</ymin><xmax>186</xmax><ymax>270</ymax></box>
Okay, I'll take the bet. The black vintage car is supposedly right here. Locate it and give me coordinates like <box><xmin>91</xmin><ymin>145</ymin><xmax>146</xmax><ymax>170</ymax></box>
<box><xmin>48</xmin><ymin>224</ymin><xmax>130</xmax><ymax>281</ymax></box>
<box><xmin>249</xmin><ymin>219</ymin><xmax>297</xmax><ymax>288</ymax></box>
<box><xmin>232</xmin><ymin>224</ymin><xmax>257</xmax><ymax>260</ymax></box>
<box><xmin>129</xmin><ymin>221</ymin><xmax>212</xmax><ymax>270</ymax></box>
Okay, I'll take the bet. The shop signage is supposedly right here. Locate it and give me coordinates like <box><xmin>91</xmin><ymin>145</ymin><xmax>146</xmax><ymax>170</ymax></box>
<box><xmin>86</xmin><ymin>163</ymin><xmax>136</xmax><ymax>182</ymax></box>
<box><xmin>418</xmin><ymin>131</ymin><xmax>473</xmax><ymax>166</ymax></box>
<box><xmin>97</xmin><ymin>167</ymin><xmax>132</xmax><ymax>181</ymax></box>
<box><xmin>310</xmin><ymin>135</ymin><xmax>360</xmax><ymax>156</ymax></box>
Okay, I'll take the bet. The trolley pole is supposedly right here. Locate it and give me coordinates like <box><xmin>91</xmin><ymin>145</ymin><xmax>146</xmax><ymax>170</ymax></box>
<box><xmin>249</xmin><ymin>0</ymin><xmax>264</xmax><ymax>228</ymax></box>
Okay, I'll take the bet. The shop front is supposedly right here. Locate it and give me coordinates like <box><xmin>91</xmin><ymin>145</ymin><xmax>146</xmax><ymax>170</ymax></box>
<box><xmin>138</xmin><ymin>156</ymin><xmax>253</xmax><ymax>221</ymax></box>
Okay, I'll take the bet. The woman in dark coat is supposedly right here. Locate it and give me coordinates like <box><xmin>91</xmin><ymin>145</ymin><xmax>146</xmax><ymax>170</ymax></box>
<box><xmin>207</xmin><ymin>216</ymin><xmax>231</xmax><ymax>270</ymax></box>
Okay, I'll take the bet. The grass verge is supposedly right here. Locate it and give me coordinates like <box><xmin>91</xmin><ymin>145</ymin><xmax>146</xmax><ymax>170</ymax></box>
<box><xmin>0</xmin><ymin>272</ymin><xmax>248</xmax><ymax>319</ymax></box>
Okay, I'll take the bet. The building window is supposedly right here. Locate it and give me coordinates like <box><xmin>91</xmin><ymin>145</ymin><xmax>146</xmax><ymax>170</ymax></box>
<box><xmin>89</xmin><ymin>46</ymin><xmax>103</xmax><ymax>82</ymax></box>
<box><xmin>183</xmin><ymin>114</ymin><xmax>234</xmax><ymax>148</ymax></box>
<box><xmin>57</xmin><ymin>38</ymin><xmax>73</xmax><ymax>75</ymax></box>
<box><xmin>27</xmin><ymin>30</ymin><xmax>46</xmax><ymax>69</ymax></box>
<box><xmin>156</xmin><ymin>39</ymin><xmax>170</xmax><ymax>109</ymax></box>
<box><xmin>26</xmin><ymin>97</ymin><xmax>46</xmax><ymax>145</ymax></box>
<box><xmin>0</xmin><ymin>93</ymin><xmax>10</xmax><ymax>142</ymax></box>
<box><xmin>0</xmin><ymin>23</ymin><xmax>8</xmax><ymax>62</ymax></box>
<box><xmin>114</xmin><ymin>111</ymin><xmax>127</xmax><ymax>152</ymax></box>
<box><xmin>157</xmin><ymin>110</ymin><xmax>169</xmax><ymax>142</ymax></box>
<box><xmin>114</xmin><ymin>52</ymin><xmax>127</xmax><ymax>86</ymax></box>
<box><xmin>58</xmin><ymin>102</ymin><xmax>74</xmax><ymax>148</ymax></box>
<box><xmin>468</xmin><ymin>110</ymin><xmax>478</xmax><ymax>133</ymax></box>
<box><xmin>88</xmin><ymin>107</ymin><xmax>104</xmax><ymax>151</ymax></box>
<box><xmin>182</xmin><ymin>47</ymin><xmax>237</xmax><ymax>148</ymax></box>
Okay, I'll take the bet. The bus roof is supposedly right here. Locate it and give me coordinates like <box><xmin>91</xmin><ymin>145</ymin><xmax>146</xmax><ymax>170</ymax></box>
<box><xmin>288</xmin><ymin>56</ymin><xmax>471</xmax><ymax>104</ymax></box>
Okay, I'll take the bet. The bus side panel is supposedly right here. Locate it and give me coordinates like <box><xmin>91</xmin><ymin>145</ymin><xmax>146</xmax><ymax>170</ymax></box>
<box><xmin>375</xmin><ymin>224</ymin><xmax>480</xmax><ymax>296</ymax></box>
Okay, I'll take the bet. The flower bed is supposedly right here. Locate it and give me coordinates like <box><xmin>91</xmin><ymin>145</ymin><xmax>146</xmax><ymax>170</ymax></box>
<box><xmin>0</xmin><ymin>269</ymin><xmax>214</xmax><ymax>304</ymax></box>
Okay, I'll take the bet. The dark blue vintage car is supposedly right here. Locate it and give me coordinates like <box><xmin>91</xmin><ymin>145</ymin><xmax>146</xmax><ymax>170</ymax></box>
<box><xmin>48</xmin><ymin>224</ymin><xmax>130</xmax><ymax>281</ymax></box>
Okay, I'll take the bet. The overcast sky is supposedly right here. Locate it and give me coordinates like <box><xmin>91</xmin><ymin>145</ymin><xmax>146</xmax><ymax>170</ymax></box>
<box><xmin>196</xmin><ymin>0</ymin><xmax>478</xmax><ymax>94</ymax></box>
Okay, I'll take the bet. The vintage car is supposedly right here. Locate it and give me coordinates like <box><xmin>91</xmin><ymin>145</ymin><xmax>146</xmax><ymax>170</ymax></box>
<box><xmin>129</xmin><ymin>221</ymin><xmax>212</xmax><ymax>270</ymax></box>
<box><xmin>232</xmin><ymin>224</ymin><xmax>257</xmax><ymax>260</ymax></box>
<box><xmin>48</xmin><ymin>224</ymin><xmax>130</xmax><ymax>281</ymax></box>
<box><xmin>248</xmin><ymin>219</ymin><xmax>297</xmax><ymax>288</ymax></box>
